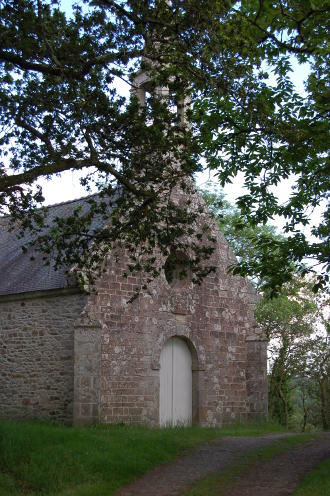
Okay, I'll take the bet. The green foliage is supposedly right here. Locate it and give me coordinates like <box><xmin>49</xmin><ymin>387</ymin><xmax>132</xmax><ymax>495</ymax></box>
<box><xmin>0</xmin><ymin>0</ymin><xmax>329</xmax><ymax>291</ymax></box>
<box><xmin>255</xmin><ymin>278</ymin><xmax>318</xmax><ymax>342</ymax></box>
<box><xmin>0</xmin><ymin>420</ymin><xmax>286</xmax><ymax>496</ymax></box>
<box><xmin>290</xmin><ymin>376</ymin><xmax>328</xmax><ymax>431</ymax></box>
<box><xmin>268</xmin><ymin>366</ymin><xmax>294</xmax><ymax>427</ymax></box>
<box><xmin>200</xmin><ymin>185</ymin><xmax>293</xmax><ymax>291</ymax></box>
<box><xmin>294</xmin><ymin>332</ymin><xmax>330</xmax><ymax>430</ymax></box>
<box><xmin>256</xmin><ymin>278</ymin><xmax>328</xmax><ymax>430</ymax></box>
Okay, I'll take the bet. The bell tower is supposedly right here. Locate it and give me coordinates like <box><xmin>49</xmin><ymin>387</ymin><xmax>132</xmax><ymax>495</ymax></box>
<box><xmin>130</xmin><ymin>58</ymin><xmax>190</xmax><ymax>127</ymax></box>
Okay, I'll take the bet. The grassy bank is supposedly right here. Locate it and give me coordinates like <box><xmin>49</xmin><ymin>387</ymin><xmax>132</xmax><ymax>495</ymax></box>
<box><xmin>0</xmin><ymin>419</ymin><xmax>285</xmax><ymax>496</ymax></box>
<box><xmin>293</xmin><ymin>458</ymin><xmax>330</xmax><ymax>496</ymax></box>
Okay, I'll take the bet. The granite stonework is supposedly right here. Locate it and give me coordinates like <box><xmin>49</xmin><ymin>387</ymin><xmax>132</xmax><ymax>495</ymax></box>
<box><xmin>0</xmin><ymin>199</ymin><xmax>268</xmax><ymax>426</ymax></box>
<box><xmin>0</xmin><ymin>291</ymin><xmax>87</xmax><ymax>423</ymax></box>
<box><xmin>246</xmin><ymin>337</ymin><xmax>268</xmax><ymax>420</ymax></box>
<box><xmin>72</xmin><ymin>219</ymin><xmax>268</xmax><ymax>426</ymax></box>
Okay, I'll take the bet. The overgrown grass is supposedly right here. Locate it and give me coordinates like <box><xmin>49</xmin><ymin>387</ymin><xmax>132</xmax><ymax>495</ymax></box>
<box><xmin>292</xmin><ymin>458</ymin><xmax>330</xmax><ymax>496</ymax></box>
<box><xmin>0</xmin><ymin>419</ymin><xmax>286</xmax><ymax>496</ymax></box>
<box><xmin>184</xmin><ymin>434</ymin><xmax>319</xmax><ymax>496</ymax></box>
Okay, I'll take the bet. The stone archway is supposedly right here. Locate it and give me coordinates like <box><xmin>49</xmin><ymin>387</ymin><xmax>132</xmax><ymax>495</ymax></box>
<box><xmin>159</xmin><ymin>336</ymin><xmax>195</xmax><ymax>426</ymax></box>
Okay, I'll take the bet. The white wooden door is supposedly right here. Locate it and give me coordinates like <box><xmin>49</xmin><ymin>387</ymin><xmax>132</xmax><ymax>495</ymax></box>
<box><xmin>160</xmin><ymin>337</ymin><xmax>192</xmax><ymax>426</ymax></box>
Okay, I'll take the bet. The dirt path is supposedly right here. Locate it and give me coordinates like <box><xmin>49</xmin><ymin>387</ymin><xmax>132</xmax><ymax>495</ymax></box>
<box><xmin>117</xmin><ymin>433</ymin><xmax>330</xmax><ymax>496</ymax></box>
<box><xmin>220</xmin><ymin>434</ymin><xmax>330</xmax><ymax>496</ymax></box>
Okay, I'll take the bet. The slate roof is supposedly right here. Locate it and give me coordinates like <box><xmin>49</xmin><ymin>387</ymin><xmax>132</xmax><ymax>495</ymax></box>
<box><xmin>0</xmin><ymin>194</ymin><xmax>112</xmax><ymax>296</ymax></box>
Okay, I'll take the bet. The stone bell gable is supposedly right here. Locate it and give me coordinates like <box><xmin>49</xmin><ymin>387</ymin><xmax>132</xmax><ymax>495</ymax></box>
<box><xmin>0</xmin><ymin>191</ymin><xmax>268</xmax><ymax>426</ymax></box>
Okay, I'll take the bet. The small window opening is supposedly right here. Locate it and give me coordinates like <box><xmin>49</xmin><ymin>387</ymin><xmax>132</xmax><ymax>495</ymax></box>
<box><xmin>164</xmin><ymin>252</ymin><xmax>191</xmax><ymax>289</ymax></box>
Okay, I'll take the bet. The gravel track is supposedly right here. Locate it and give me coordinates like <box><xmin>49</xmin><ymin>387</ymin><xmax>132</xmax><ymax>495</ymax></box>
<box><xmin>220</xmin><ymin>433</ymin><xmax>330</xmax><ymax>496</ymax></box>
<box><xmin>116</xmin><ymin>433</ymin><xmax>330</xmax><ymax>496</ymax></box>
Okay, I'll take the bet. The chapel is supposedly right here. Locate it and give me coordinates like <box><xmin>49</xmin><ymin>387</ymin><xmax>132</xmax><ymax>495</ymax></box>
<box><xmin>0</xmin><ymin>66</ymin><xmax>268</xmax><ymax>427</ymax></box>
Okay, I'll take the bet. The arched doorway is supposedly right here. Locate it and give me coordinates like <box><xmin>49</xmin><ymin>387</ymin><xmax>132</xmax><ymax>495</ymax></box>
<box><xmin>159</xmin><ymin>337</ymin><xmax>192</xmax><ymax>426</ymax></box>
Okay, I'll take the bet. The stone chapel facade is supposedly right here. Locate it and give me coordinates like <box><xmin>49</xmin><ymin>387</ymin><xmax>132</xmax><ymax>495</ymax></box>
<box><xmin>0</xmin><ymin>69</ymin><xmax>268</xmax><ymax>427</ymax></box>
<box><xmin>0</xmin><ymin>196</ymin><xmax>268</xmax><ymax>426</ymax></box>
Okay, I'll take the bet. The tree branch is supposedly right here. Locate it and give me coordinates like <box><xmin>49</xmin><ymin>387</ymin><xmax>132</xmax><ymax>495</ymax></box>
<box><xmin>0</xmin><ymin>159</ymin><xmax>87</xmax><ymax>191</ymax></box>
<box><xmin>16</xmin><ymin>120</ymin><xmax>53</xmax><ymax>153</ymax></box>
<box><xmin>0</xmin><ymin>50</ymin><xmax>64</xmax><ymax>76</ymax></box>
<box><xmin>4</xmin><ymin>119</ymin><xmax>155</xmax><ymax>198</ymax></box>
<box><xmin>235</xmin><ymin>8</ymin><xmax>324</xmax><ymax>55</ymax></box>
<box><xmin>92</xmin><ymin>0</ymin><xmax>139</xmax><ymax>24</ymax></box>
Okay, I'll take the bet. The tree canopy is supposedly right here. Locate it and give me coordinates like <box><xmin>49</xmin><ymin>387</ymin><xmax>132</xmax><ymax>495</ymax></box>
<box><xmin>255</xmin><ymin>277</ymin><xmax>329</xmax><ymax>430</ymax></box>
<box><xmin>200</xmin><ymin>185</ymin><xmax>293</xmax><ymax>289</ymax></box>
<box><xmin>1</xmin><ymin>0</ymin><xmax>329</xmax><ymax>291</ymax></box>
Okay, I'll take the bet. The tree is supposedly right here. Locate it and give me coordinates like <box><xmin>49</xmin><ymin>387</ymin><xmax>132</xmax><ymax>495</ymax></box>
<box><xmin>255</xmin><ymin>278</ymin><xmax>319</xmax><ymax>428</ymax></box>
<box><xmin>288</xmin><ymin>290</ymin><xmax>329</xmax><ymax>431</ymax></box>
<box><xmin>200</xmin><ymin>185</ymin><xmax>292</xmax><ymax>290</ymax></box>
<box><xmin>1</xmin><ymin>1</ymin><xmax>329</xmax><ymax>291</ymax></box>
<box><xmin>294</xmin><ymin>327</ymin><xmax>330</xmax><ymax>430</ymax></box>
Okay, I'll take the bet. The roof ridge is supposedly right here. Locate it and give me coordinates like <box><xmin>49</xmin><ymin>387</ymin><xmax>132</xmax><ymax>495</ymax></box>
<box><xmin>42</xmin><ymin>192</ymin><xmax>100</xmax><ymax>209</ymax></box>
<box><xmin>0</xmin><ymin>192</ymin><xmax>103</xmax><ymax>220</ymax></box>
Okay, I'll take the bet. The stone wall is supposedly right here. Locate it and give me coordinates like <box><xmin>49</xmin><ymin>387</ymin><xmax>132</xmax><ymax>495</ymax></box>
<box><xmin>79</xmin><ymin>220</ymin><xmax>263</xmax><ymax>427</ymax></box>
<box><xmin>246</xmin><ymin>336</ymin><xmax>268</xmax><ymax>421</ymax></box>
<box><xmin>0</xmin><ymin>291</ymin><xmax>86</xmax><ymax>423</ymax></box>
<box><xmin>73</xmin><ymin>311</ymin><xmax>101</xmax><ymax>425</ymax></box>
<box><xmin>0</xmin><ymin>192</ymin><xmax>268</xmax><ymax>427</ymax></box>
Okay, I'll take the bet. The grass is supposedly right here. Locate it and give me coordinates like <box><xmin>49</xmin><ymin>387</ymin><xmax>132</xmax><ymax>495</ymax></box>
<box><xmin>184</xmin><ymin>433</ymin><xmax>319</xmax><ymax>496</ymax></box>
<box><xmin>292</xmin><ymin>458</ymin><xmax>330</xmax><ymax>496</ymax></box>
<box><xmin>0</xmin><ymin>419</ymin><xmax>287</xmax><ymax>496</ymax></box>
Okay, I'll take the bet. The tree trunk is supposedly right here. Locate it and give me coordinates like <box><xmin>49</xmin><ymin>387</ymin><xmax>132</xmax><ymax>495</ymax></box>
<box><xmin>279</xmin><ymin>385</ymin><xmax>289</xmax><ymax>430</ymax></box>
<box><xmin>301</xmin><ymin>382</ymin><xmax>307</xmax><ymax>432</ymax></box>
<box><xmin>320</xmin><ymin>378</ymin><xmax>329</xmax><ymax>431</ymax></box>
